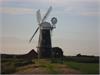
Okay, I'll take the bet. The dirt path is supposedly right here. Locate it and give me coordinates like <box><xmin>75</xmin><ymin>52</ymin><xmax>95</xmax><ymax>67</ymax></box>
<box><xmin>15</xmin><ymin>64</ymin><xmax>80</xmax><ymax>74</ymax></box>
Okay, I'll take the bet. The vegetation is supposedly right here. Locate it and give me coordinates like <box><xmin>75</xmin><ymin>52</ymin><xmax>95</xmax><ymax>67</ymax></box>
<box><xmin>64</xmin><ymin>56</ymin><xmax>99</xmax><ymax>63</ymax></box>
<box><xmin>1</xmin><ymin>62</ymin><xmax>16</xmax><ymax>74</ymax></box>
<box><xmin>64</xmin><ymin>61</ymin><xmax>99</xmax><ymax>74</ymax></box>
<box><xmin>1</xmin><ymin>57</ymin><xmax>99</xmax><ymax>74</ymax></box>
<box><xmin>1</xmin><ymin>58</ymin><xmax>34</xmax><ymax>74</ymax></box>
<box><xmin>36</xmin><ymin>59</ymin><xmax>59</xmax><ymax>74</ymax></box>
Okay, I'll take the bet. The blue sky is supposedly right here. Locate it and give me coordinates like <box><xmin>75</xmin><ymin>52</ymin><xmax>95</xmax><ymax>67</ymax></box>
<box><xmin>0</xmin><ymin>0</ymin><xmax>100</xmax><ymax>56</ymax></box>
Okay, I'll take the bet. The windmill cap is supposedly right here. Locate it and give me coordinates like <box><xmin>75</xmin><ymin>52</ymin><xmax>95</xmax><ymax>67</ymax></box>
<box><xmin>40</xmin><ymin>22</ymin><xmax>51</xmax><ymax>29</ymax></box>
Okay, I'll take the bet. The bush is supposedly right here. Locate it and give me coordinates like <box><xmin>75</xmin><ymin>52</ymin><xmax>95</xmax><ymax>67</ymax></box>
<box><xmin>15</xmin><ymin>60</ymin><xmax>33</xmax><ymax>67</ymax></box>
<box><xmin>51</xmin><ymin>58</ymin><xmax>63</xmax><ymax>64</ymax></box>
<box><xmin>1</xmin><ymin>62</ymin><xmax>16</xmax><ymax>74</ymax></box>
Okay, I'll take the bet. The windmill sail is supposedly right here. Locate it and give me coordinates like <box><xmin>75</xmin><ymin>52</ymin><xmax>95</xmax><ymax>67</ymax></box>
<box><xmin>29</xmin><ymin>27</ymin><xmax>39</xmax><ymax>42</ymax></box>
<box><xmin>36</xmin><ymin>9</ymin><xmax>41</xmax><ymax>24</ymax></box>
<box><xmin>42</xmin><ymin>6</ymin><xmax>52</xmax><ymax>22</ymax></box>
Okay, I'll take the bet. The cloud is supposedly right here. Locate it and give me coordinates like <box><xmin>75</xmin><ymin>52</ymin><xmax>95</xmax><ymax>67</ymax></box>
<box><xmin>0</xmin><ymin>0</ymin><xmax>99</xmax><ymax>4</ymax></box>
<box><xmin>0</xmin><ymin>7</ymin><xmax>35</xmax><ymax>15</ymax></box>
<box><xmin>80</xmin><ymin>11</ymin><xmax>100</xmax><ymax>16</ymax></box>
<box><xmin>0</xmin><ymin>0</ymin><xmax>99</xmax><ymax>16</ymax></box>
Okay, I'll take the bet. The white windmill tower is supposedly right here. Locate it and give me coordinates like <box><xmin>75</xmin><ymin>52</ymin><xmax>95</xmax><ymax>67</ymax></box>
<box><xmin>29</xmin><ymin>6</ymin><xmax>57</xmax><ymax>58</ymax></box>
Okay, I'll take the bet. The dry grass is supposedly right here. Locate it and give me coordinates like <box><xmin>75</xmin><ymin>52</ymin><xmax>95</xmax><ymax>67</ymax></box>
<box><xmin>15</xmin><ymin>59</ymin><xmax>80</xmax><ymax>74</ymax></box>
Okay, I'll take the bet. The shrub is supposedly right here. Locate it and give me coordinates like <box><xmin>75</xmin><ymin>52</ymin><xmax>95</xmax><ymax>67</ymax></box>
<box><xmin>1</xmin><ymin>62</ymin><xmax>16</xmax><ymax>74</ymax></box>
<box><xmin>15</xmin><ymin>60</ymin><xmax>33</xmax><ymax>67</ymax></box>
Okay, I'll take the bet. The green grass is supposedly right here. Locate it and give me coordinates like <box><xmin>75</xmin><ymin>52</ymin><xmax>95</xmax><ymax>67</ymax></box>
<box><xmin>40</xmin><ymin>63</ymin><xmax>59</xmax><ymax>74</ymax></box>
<box><xmin>37</xmin><ymin>59</ymin><xmax>59</xmax><ymax>74</ymax></box>
<box><xmin>1</xmin><ymin>58</ymin><xmax>99</xmax><ymax>74</ymax></box>
<box><xmin>64</xmin><ymin>61</ymin><xmax>99</xmax><ymax>74</ymax></box>
<box><xmin>33</xmin><ymin>59</ymin><xmax>99</xmax><ymax>74</ymax></box>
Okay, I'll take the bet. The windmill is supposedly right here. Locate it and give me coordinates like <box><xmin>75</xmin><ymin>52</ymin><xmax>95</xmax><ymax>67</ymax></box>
<box><xmin>29</xmin><ymin>6</ymin><xmax>57</xmax><ymax>58</ymax></box>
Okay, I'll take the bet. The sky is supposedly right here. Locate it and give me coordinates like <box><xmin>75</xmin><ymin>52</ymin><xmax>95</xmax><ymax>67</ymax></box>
<box><xmin>0</xmin><ymin>0</ymin><xmax>100</xmax><ymax>56</ymax></box>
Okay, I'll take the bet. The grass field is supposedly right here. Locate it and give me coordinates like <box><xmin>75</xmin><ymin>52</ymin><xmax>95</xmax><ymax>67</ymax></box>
<box><xmin>1</xmin><ymin>58</ymin><xmax>99</xmax><ymax>74</ymax></box>
<box><xmin>39</xmin><ymin>59</ymin><xmax>99</xmax><ymax>74</ymax></box>
<box><xmin>64</xmin><ymin>61</ymin><xmax>99</xmax><ymax>74</ymax></box>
